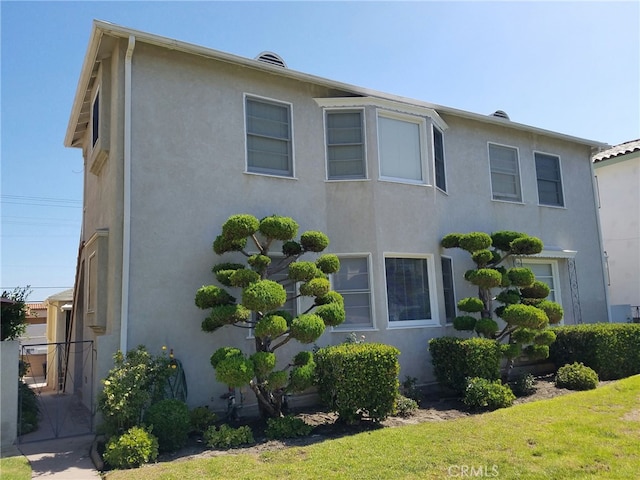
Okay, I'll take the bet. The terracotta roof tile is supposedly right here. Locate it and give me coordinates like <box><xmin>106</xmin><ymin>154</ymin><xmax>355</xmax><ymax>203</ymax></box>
<box><xmin>593</xmin><ymin>138</ymin><xmax>640</xmax><ymax>163</ymax></box>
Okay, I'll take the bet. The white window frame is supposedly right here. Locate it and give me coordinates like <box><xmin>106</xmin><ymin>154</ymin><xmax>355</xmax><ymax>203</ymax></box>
<box><xmin>534</xmin><ymin>151</ymin><xmax>565</xmax><ymax>208</ymax></box>
<box><xmin>441</xmin><ymin>255</ymin><xmax>457</xmax><ymax>324</ymax></box>
<box><xmin>377</xmin><ymin>110</ymin><xmax>429</xmax><ymax>186</ymax></box>
<box><xmin>488</xmin><ymin>142</ymin><xmax>523</xmax><ymax>203</ymax></box>
<box><xmin>384</xmin><ymin>253</ymin><xmax>439</xmax><ymax>328</ymax></box>
<box><xmin>432</xmin><ymin>125</ymin><xmax>447</xmax><ymax>193</ymax></box>
<box><xmin>520</xmin><ymin>258</ymin><xmax>563</xmax><ymax>322</ymax></box>
<box><xmin>324</xmin><ymin>108</ymin><xmax>368</xmax><ymax>181</ymax></box>
<box><xmin>331</xmin><ymin>254</ymin><xmax>375</xmax><ymax>331</ymax></box>
<box><xmin>244</xmin><ymin>93</ymin><xmax>295</xmax><ymax>178</ymax></box>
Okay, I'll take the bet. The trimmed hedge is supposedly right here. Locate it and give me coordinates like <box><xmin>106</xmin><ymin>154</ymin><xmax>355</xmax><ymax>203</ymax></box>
<box><xmin>549</xmin><ymin>323</ymin><xmax>640</xmax><ymax>380</ymax></box>
<box><xmin>314</xmin><ymin>343</ymin><xmax>400</xmax><ymax>423</ymax></box>
<box><xmin>429</xmin><ymin>337</ymin><xmax>502</xmax><ymax>394</ymax></box>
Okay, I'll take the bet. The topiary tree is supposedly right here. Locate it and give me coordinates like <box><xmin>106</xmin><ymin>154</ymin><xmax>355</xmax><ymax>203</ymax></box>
<box><xmin>196</xmin><ymin>214</ymin><xmax>345</xmax><ymax>418</ymax></box>
<box><xmin>441</xmin><ymin>231</ymin><xmax>563</xmax><ymax>373</ymax></box>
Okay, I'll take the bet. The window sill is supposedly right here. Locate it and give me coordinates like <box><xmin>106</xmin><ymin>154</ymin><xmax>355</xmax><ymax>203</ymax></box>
<box><xmin>378</xmin><ymin>177</ymin><xmax>429</xmax><ymax>187</ymax></box>
<box><xmin>387</xmin><ymin>321</ymin><xmax>440</xmax><ymax>329</ymax></box>
<box><xmin>490</xmin><ymin>198</ymin><xmax>525</xmax><ymax>205</ymax></box>
<box><xmin>537</xmin><ymin>203</ymin><xmax>566</xmax><ymax>209</ymax></box>
<box><xmin>331</xmin><ymin>326</ymin><xmax>378</xmax><ymax>333</ymax></box>
<box><xmin>325</xmin><ymin>178</ymin><xmax>370</xmax><ymax>183</ymax></box>
<box><xmin>244</xmin><ymin>171</ymin><xmax>297</xmax><ymax>180</ymax></box>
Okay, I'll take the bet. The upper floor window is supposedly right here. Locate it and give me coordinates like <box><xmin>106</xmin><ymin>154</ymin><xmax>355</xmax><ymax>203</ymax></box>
<box><xmin>384</xmin><ymin>255</ymin><xmax>437</xmax><ymax>327</ymax></box>
<box><xmin>489</xmin><ymin>143</ymin><xmax>522</xmax><ymax>202</ymax></box>
<box><xmin>92</xmin><ymin>89</ymin><xmax>100</xmax><ymax>148</ymax></box>
<box><xmin>535</xmin><ymin>152</ymin><xmax>564</xmax><ymax>207</ymax></box>
<box><xmin>245</xmin><ymin>96</ymin><xmax>293</xmax><ymax>177</ymax></box>
<box><xmin>433</xmin><ymin>126</ymin><xmax>446</xmax><ymax>191</ymax></box>
<box><xmin>378</xmin><ymin>113</ymin><xmax>425</xmax><ymax>184</ymax></box>
<box><xmin>332</xmin><ymin>255</ymin><xmax>373</xmax><ymax>329</ymax></box>
<box><xmin>325</xmin><ymin>110</ymin><xmax>366</xmax><ymax>180</ymax></box>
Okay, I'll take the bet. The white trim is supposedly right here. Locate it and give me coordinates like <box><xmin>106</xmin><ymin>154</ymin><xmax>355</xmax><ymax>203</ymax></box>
<box><xmin>520</xmin><ymin>258</ymin><xmax>564</xmax><ymax>324</ymax></box>
<box><xmin>314</xmin><ymin>96</ymin><xmax>449</xmax><ymax>132</ymax></box>
<box><xmin>330</xmin><ymin>253</ymin><xmax>375</xmax><ymax>331</ymax></box>
<box><xmin>533</xmin><ymin>150</ymin><xmax>566</xmax><ymax>208</ymax></box>
<box><xmin>528</xmin><ymin>248</ymin><xmax>577</xmax><ymax>259</ymax></box>
<box><xmin>86</xmin><ymin>251</ymin><xmax>97</xmax><ymax>314</ymax></box>
<box><xmin>383</xmin><ymin>253</ymin><xmax>439</xmax><ymax>328</ymax></box>
<box><xmin>377</xmin><ymin>110</ymin><xmax>430</xmax><ymax>186</ymax></box>
<box><xmin>243</xmin><ymin>93</ymin><xmax>295</xmax><ymax>178</ymax></box>
<box><xmin>323</xmin><ymin>107</ymin><xmax>368</xmax><ymax>181</ymax></box>
<box><xmin>487</xmin><ymin>142</ymin><xmax>523</xmax><ymax>203</ymax></box>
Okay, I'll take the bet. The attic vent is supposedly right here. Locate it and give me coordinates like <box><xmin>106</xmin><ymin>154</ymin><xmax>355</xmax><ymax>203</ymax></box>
<box><xmin>491</xmin><ymin>110</ymin><xmax>510</xmax><ymax>120</ymax></box>
<box><xmin>255</xmin><ymin>51</ymin><xmax>287</xmax><ymax>68</ymax></box>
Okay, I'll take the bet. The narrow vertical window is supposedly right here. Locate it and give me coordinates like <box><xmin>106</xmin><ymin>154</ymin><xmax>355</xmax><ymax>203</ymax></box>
<box><xmin>489</xmin><ymin>143</ymin><xmax>521</xmax><ymax>202</ymax></box>
<box><xmin>246</xmin><ymin>97</ymin><xmax>292</xmax><ymax>176</ymax></box>
<box><xmin>326</xmin><ymin>110</ymin><xmax>365</xmax><ymax>179</ymax></box>
<box><xmin>332</xmin><ymin>256</ymin><xmax>372</xmax><ymax>328</ymax></box>
<box><xmin>433</xmin><ymin>126</ymin><xmax>446</xmax><ymax>191</ymax></box>
<box><xmin>92</xmin><ymin>90</ymin><xmax>100</xmax><ymax>148</ymax></box>
<box><xmin>535</xmin><ymin>152</ymin><xmax>564</xmax><ymax>207</ymax></box>
<box><xmin>441</xmin><ymin>256</ymin><xmax>456</xmax><ymax>323</ymax></box>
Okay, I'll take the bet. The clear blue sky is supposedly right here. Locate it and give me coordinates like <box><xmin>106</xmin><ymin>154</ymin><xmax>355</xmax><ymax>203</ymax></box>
<box><xmin>1</xmin><ymin>1</ymin><xmax>639</xmax><ymax>301</ymax></box>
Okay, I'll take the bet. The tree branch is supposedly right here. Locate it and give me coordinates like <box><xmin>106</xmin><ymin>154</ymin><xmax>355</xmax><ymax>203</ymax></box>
<box><xmin>270</xmin><ymin>334</ymin><xmax>293</xmax><ymax>351</ymax></box>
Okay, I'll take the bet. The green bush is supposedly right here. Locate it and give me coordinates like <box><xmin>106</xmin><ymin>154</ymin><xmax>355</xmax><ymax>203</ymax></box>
<box><xmin>315</xmin><ymin>343</ymin><xmax>400</xmax><ymax>423</ymax></box>
<box><xmin>555</xmin><ymin>362</ymin><xmax>599</xmax><ymax>391</ymax></box>
<box><xmin>463</xmin><ymin>377</ymin><xmax>515</xmax><ymax>410</ymax></box>
<box><xmin>189</xmin><ymin>407</ymin><xmax>217</xmax><ymax>434</ymax></box>
<box><xmin>143</xmin><ymin>399</ymin><xmax>190</xmax><ymax>452</ymax></box>
<box><xmin>204</xmin><ymin>424</ymin><xmax>254</xmax><ymax>449</ymax></box>
<box><xmin>18</xmin><ymin>380</ymin><xmax>39</xmax><ymax>435</ymax></box>
<box><xmin>429</xmin><ymin>337</ymin><xmax>502</xmax><ymax>394</ymax></box>
<box><xmin>511</xmin><ymin>372</ymin><xmax>537</xmax><ymax>397</ymax></box>
<box><xmin>549</xmin><ymin>323</ymin><xmax>640</xmax><ymax>380</ymax></box>
<box><xmin>393</xmin><ymin>394</ymin><xmax>419</xmax><ymax>417</ymax></box>
<box><xmin>103</xmin><ymin>426</ymin><xmax>159</xmax><ymax>469</ymax></box>
<box><xmin>265</xmin><ymin>415</ymin><xmax>313</xmax><ymax>439</ymax></box>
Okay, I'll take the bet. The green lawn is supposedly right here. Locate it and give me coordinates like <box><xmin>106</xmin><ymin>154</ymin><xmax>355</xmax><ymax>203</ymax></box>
<box><xmin>0</xmin><ymin>453</ymin><xmax>31</xmax><ymax>480</ymax></box>
<box><xmin>105</xmin><ymin>375</ymin><xmax>640</xmax><ymax>479</ymax></box>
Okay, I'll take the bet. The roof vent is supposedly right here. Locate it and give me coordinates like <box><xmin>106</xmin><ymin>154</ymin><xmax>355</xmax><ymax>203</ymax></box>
<box><xmin>491</xmin><ymin>110</ymin><xmax>510</xmax><ymax>120</ymax></box>
<box><xmin>255</xmin><ymin>51</ymin><xmax>287</xmax><ymax>68</ymax></box>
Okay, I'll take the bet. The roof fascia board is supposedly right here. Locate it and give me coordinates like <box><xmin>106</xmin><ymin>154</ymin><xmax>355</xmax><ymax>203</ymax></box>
<box><xmin>66</xmin><ymin>20</ymin><xmax>607</xmax><ymax>150</ymax></box>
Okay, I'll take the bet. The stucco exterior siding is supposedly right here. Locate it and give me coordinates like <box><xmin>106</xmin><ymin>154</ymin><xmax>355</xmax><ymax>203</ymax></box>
<box><xmin>65</xmin><ymin>22</ymin><xmax>610</xmax><ymax>413</ymax></box>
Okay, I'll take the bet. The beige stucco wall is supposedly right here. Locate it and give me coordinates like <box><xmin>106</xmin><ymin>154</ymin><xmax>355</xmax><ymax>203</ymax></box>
<box><xmin>74</xmin><ymin>38</ymin><xmax>609</xmax><ymax>412</ymax></box>
<box><xmin>1</xmin><ymin>341</ymin><xmax>19</xmax><ymax>450</ymax></box>
<box><xmin>594</xmin><ymin>152</ymin><xmax>640</xmax><ymax>307</ymax></box>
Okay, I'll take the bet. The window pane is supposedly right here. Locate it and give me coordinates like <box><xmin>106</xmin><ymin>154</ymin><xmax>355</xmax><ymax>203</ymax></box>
<box><xmin>489</xmin><ymin>144</ymin><xmax>521</xmax><ymax>201</ymax></box>
<box><xmin>246</xmin><ymin>98</ymin><xmax>292</xmax><ymax>175</ymax></box>
<box><xmin>441</xmin><ymin>257</ymin><xmax>456</xmax><ymax>323</ymax></box>
<box><xmin>327</xmin><ymin>111</ymin><xmax>365</xmax><ymax>179</ymax></box>
<box><xmin>385</xmin><ymin>257</ymin><xmax>431</xmax><ymax>322</ymax></box>
<box><xmin>379</xmin><ymin>116</ymin><xmax>422</xmax><ymax>182</ymax></box>
<box><xmin>522</xmin><ymin>262</ymin><xmax>556</xmax><ymax>302</ymax></box>
<box><xmin>433</xmin><ymin>127</ymin><xmax>446</xmax><ymax>191</ymax></box>
<box><xmin>333</xmin><ymin>257</ymin><xmax>372</xmax><ymax>327</ymax></box>
<box><xmin>535</xmin><ymin>153</ymin><xmax>564</xmax><ymax>206</ymax></box>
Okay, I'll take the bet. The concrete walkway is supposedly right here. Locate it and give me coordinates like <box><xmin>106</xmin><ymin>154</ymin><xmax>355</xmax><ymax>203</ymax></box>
<box><xmin>18</xmin><ymin>434</ymin><xmax>101</xmax><ymax>479</ymax></box>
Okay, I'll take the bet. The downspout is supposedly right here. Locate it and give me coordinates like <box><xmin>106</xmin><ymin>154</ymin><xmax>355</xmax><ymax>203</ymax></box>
<box><xmin>120</xmin><ymin>35</ymin><xmax>135</xmax><ymax>352</ymax></box>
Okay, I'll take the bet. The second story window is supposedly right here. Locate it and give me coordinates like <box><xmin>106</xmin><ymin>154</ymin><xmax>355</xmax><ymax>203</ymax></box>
<box><xmin>489</xmin><ymin>143</ymin><xmax>522</xmax><ymax>202</ymax></box>
<box><xmin>535</xmin><ymin>152</ymin><xmax>564</xmax><ymax>207</ymax></box>
<box><xmin>326</xmin><ymin>110</ymin><xmax>365</xmax><ymax>180</ymax></box>
<box><xmin>245</xmin><ymin>96</ymin><xmax>293</xmax><ymax>177</ymax></box>
<box><xmin>378</xmin><ymin>113</ymin><xmax>425</xmax><ymax>184</ymax></box>
<box><xmin>92</xmin><ymin>89</ymin><xmax>100</xmax><ymax>148</ymax></box>
<box><xmin>433</xmin><ymin>126</ymin><xmax>446</xmax><ymax>191</ymax></box>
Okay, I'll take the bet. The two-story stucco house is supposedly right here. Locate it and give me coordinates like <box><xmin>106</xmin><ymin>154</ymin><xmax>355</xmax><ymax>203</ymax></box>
<box><xmin>593</xmin><ymin>139</ymin><xmax>640</xmax><ymax>322</ymax></box>
<box><xmin>63</xmin><ymin>20</ymin><xmax>610</xmax><ymax>414</ymax></box>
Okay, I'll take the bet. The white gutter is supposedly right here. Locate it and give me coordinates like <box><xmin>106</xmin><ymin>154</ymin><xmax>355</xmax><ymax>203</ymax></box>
<box><xmin>120</xmin><ymin>35</ymin><xmax>135</xmax><ymax>352</ymax></box>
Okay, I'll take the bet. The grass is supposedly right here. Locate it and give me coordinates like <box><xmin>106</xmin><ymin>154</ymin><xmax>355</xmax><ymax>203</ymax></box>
<box><xmin>0</xmin><ymin>453</ymin><xmax>31</xmax><ymax>480</ymax></box>
<box><xmin>104</xmin><ymin>375</ymin><xmax>640</xmax><ymax>479</ymax></box>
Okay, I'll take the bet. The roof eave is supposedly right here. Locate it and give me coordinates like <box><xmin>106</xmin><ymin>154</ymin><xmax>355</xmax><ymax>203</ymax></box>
<box><xmin>64</xmin><ymin>20</ymin><xmax>608</xmax><ymax>151</ymax></box>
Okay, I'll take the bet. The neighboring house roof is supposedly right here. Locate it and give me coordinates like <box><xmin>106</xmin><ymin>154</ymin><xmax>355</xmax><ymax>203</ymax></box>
<box><xmin>26</xmin><ymin>303</ymin><xmax>46</xmax><ymax>311</ymax></box>
<box><xmin>45</xmin><ymin>288</ymin><xmax>74</xmax><ymax>303</ymax></box>
<box><xmin>65</xmin><ymin>19</ymin><xmax>608</xmax><ymax>150</ymax></box>
<box><xmin>592</xmin><ymin>139</ymin><xmax>640</xmax><ymax>163</ymax></box>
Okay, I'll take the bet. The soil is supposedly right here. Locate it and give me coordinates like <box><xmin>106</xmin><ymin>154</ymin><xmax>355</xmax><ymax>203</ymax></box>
<box><xmin>154</xmin><ymin>374</ymin><xmax>613</xmax><ymax>464</ymax></box>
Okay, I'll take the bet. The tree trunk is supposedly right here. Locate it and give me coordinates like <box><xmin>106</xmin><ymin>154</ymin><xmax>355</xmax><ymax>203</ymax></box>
<box><xmin>479</xmin><ymin>287</ymin><xmax>493</xmax><ymax>319</ymax></box>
